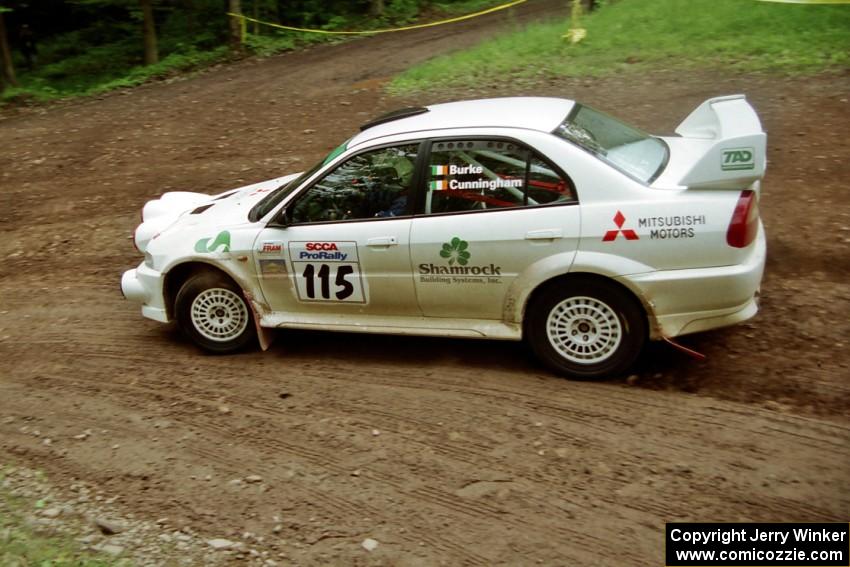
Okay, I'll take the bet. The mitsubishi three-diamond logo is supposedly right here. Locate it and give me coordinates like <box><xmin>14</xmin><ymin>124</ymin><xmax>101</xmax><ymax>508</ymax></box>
<box><xmin>602</xmin><ymin>211</ymin><xmax>639</xmax><ymax>242</ymax></box>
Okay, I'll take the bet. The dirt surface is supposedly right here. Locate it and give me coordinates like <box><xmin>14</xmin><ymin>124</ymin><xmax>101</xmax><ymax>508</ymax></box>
<box><xmin>1</xmin><ymin>0</ymin><xmax>849</xmax><ymax>563</ymax></box>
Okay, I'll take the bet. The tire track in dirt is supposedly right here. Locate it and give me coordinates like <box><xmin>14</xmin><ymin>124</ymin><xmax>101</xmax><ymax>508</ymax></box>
<box><xmin>1</xmin><ymin>376</ymin><xmax>555</xmax><ymax>564</ymax></box>
<box><xmin>14</xmin><ymin>341</ymin><xmax>850</xmax><ymax>470</ymax></box>
<box><xmin>13</xmin><ymin>348</ymin><xmax>849</xmax><ymax>536</ymax></box>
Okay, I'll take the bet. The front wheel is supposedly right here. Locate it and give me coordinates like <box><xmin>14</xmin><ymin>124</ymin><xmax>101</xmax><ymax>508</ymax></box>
<box><xmin>175</xmin><ymin>271</ymin><xmax>257</xmax><ymax>354</ymax></box>
<box><xmin>525</xmin><ymin>278</ymin><xmax>646</xmax><ymax>379</ymax></box>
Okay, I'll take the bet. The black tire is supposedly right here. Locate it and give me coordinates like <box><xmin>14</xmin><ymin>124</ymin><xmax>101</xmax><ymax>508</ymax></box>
<box><xmin>525</xmin><ymin>277</ymin><xmax>646</xmax><ymax>379</ymax></box>
<box><xmin>175</xmin><ymin>271</ymin><xmax>257</xmax><ymax>354</ymax></box>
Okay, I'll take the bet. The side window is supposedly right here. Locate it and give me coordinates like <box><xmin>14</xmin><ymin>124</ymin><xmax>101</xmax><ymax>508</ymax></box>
<box><xmin>527</xmin><ymin>154</ymin><xmax>574</xmax><ymax>205</ymax></box>
<box><xmin>290</xmin><ymin>144</ymin><xmax>418</xmax><ymax>223</ymax></box>
<box><xmin>426</xmin><ymin>140</ymin><xmax>574</xmax><ymax>214</ymax></box>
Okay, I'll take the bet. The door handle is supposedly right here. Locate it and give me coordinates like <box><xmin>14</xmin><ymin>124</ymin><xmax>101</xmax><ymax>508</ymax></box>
<box><xmin>367</xmin><ymin>236</ymin><xmax>398</xmax><ymax>247</ymax></box>
<box><xmin>525</xmin><ymin>229</ymin><xmax>563</xmax><ymax>240</ymax></box>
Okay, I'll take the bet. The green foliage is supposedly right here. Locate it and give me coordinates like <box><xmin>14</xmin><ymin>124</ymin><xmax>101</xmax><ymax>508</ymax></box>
<box><xmin>391</xmin><ymin>0</ymin><xmax>850</xmax><ymax>93</ymax></box>
<box><xmin>243</xmin><ymin>32</ymin><xmax>296</xmax><ymax>56</ymax></box>
<box><xmin>0</xmin><ymin>472</ymin><xmax>113</xmax><ymax>566</ymax></box>
<box><xmin>3</xmin><ymin>44</ymin><xmax>228</xmax><ymax>103</ymax></box>
<box><xmin>430</xmin><ymin>0</ymin><xmax>508</xmax><ymax>15</ymax></box>
<box><xmin>0</xmin><ymin>0</ymin><xmax>513</xmax><ymax>105</ymax></box>
<box><xmin>383</xmin><ymin>0</ymin><xmax>420</xmax><ymax>23</ymax></box>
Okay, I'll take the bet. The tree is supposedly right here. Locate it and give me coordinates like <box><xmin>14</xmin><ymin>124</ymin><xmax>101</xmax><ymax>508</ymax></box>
<box><xmin>0</xmin><ymin>8</ymin><xmax>17</xmax><ymax>87</ymax></box>
<box><xmin>69</xmin><ymin>0</ymin><xmax>160</xmax><ymax>66</ymax></box>
<box><xmin>139</xmin><ymin>0</ymin><xmax>158</xmax><ymax>65</ymax></box>
<box><xmin>228</xmin><ymin>0</ymin><xmax>242</xmax><ymax>51</ymax></box>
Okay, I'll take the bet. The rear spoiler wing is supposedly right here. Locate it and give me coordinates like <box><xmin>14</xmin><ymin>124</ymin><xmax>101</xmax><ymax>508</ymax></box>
<box><xmin>675</xmin><ymin>95</ymin><xmax>766</xmax><ymax>190</ymax></box>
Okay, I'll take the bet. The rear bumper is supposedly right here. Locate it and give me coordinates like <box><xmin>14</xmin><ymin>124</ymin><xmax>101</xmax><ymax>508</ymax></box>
<box><xmin>619</xmin><ymin>225</ymin><xmax>766</xmax><ymax>339</ymax></box>
<box><xmin>120</xmin><ymin>264</ymin><xmax>169</xmax><ymax>323</ymax></box>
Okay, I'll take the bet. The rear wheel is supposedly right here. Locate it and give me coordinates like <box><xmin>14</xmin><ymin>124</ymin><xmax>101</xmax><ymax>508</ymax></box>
<box><xmin>526</xmin><ymin>278</ymin><xmax>645</xmax><ymax>379</ymax></box>
<box><xmin>175</xmin><ymin>271</ymin><xmax>256</xmax><ymax>353</ymax></box>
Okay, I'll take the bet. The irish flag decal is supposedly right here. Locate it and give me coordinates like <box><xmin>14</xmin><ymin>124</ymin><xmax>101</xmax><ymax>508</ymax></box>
<box><xmin>430</xmin><ymin>179</ymin><xmax>447</xmax><ymax>191</ymax></box>
<box><xmin>431</xmin><ymin>165</ymin><xmax>448</xmax><ymax>176</ymax></box>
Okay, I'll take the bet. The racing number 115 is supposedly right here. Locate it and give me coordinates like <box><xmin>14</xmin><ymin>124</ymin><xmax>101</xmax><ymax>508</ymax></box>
<box><xmin>301</xmin><ymin>263</ymin><xmax>354</xmax><ymax>300</ymax></box>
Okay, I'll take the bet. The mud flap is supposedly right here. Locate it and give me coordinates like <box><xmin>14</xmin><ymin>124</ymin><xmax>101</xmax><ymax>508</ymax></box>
<box><xmin>243</xmin><ymin>290</ymin><xmax>275</xmax><ymax>351</ymax></box>
<box><xmin>662</xmin><ymin>336</ymin><xmax>706</xmax><ymax>361</ymax></box>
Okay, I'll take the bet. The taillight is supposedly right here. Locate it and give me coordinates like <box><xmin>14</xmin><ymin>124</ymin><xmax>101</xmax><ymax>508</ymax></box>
<box><xmin>726</xmin><ymin>190</ymin><xmax>759</xmax><ymax>248</ymax></box>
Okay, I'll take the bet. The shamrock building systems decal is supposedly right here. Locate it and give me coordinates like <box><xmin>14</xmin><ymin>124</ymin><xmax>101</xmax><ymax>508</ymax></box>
<box><xmin>419</xmin><ymin>237</ymin><xmax>502</xmax><ymax>285</ymax></box>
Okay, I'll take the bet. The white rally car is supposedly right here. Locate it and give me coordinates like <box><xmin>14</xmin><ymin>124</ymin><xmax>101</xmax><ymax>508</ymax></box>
<box><xmin>121</xmin><ymin>96</ymin><xmax>766</xmax><ymax>378</ymax></box>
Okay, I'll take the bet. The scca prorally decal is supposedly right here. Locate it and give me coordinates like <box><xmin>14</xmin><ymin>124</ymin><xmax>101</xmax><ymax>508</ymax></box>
<box><xmin>419</xmin><ymin>237</ymin><xmax>502</xmax><ymax>285</ymax></box>
<box><xmin>194</xmin><ymin>230</ymin><xmax>231</xmax><ymax>253</ymax></box>
<box><xmin>638</xmin><ymin>215</ymin><xmax>706</xmax><ymax>239</ymax></box>
<box><xmin>288</xmin><ymin>242</ymin><xmax>365</xmax><ymax>304</ymax></box>
<box><xmin>299</xmin><ymin>242</ymin><xmax>348</xmax><ymax>261</ymax></box>
<box><xmin>602</xmin><ymin>211</ymin><xmax>638</xmax><ymax>242</ymax></box>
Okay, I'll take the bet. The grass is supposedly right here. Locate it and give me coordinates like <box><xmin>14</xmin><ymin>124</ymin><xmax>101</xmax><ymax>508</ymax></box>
<box><xmin>390</xmin><ymin>0</ymin><xmax>850</xmax><ymax>93</ymax></box>
<box><xmin>0</xmin><ymin>469</ymin><xmax>114</xmax><ymax>567</ymax></box>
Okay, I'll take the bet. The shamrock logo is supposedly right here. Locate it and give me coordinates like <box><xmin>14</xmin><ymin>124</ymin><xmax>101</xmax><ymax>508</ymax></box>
<box><xmin>440</xmin><ymin>236</ymin><xmax>470</xmax><ymax>266</ymax></box>
<box><xmin>194</xmin><ymin>230</ymin><xmax>231</xmax><ymax>253</ymax></box>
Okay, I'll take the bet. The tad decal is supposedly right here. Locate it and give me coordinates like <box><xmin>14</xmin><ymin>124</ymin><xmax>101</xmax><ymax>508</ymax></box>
<box><xmin>721</xmin><ymin>147</ymin><xmax>755</xmax><ymax>171</ymax></box>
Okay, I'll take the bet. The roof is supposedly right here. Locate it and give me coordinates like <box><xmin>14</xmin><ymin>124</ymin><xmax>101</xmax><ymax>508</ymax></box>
<box><xmin>348</xmin><ymin>97</ymin><xmax>576</xmax><ymax>148</ymax></box>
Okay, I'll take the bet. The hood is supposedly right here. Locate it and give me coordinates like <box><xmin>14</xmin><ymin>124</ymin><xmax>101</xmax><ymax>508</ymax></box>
<box><xmin>134</xmin><ymin>173</ymin><xmax>299</xmax><ymax>252</ymax></box>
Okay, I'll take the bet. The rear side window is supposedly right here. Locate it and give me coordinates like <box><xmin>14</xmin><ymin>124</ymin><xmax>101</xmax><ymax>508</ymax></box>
<box><xmin>425</xmin><ymin>140</ymin><xmax>574</xmax><ymax>215</ymax></box>
<box><xmin>554</xmin><ymin>104</ymin><xmax>668</xmax><ymax>183</ymax></box>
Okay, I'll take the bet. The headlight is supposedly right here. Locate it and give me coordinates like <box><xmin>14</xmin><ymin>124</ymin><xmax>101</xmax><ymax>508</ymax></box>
<box><xmin>144</xmin><ymin>251</ymin><xmax>154</xmax><ymax>269</ymax></box>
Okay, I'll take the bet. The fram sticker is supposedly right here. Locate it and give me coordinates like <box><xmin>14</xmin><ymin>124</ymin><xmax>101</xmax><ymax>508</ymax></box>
<box><xmin>721</xmin><ymin>147</ymin><xmax>755</xmax><ymax>171</ymax></box>
<box><xmin>602</xmin><ymin>211</ymin><xmax>639</xmax><ymax>242</ymax></box>
<box><xmin>259</xmin><ymin>241</ymin><xmax>283</xmax><ymax>254</ymax></box>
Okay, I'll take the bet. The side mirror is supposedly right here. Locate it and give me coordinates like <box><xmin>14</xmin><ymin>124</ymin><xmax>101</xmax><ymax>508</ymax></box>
<box><xmin>270</xmin><ymin>207</ymin><xmax>292</xmax><ymax>229</ymax></box>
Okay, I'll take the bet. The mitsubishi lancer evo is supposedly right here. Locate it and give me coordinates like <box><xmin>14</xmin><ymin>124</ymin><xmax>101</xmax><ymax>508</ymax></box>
<box><xmin>121</xmin><ymin>96</ymin><xmax>766</xmax><ymax>379</ymax></box>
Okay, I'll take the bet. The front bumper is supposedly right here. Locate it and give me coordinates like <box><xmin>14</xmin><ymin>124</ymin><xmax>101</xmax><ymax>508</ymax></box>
<box><xmin>121</xmin><ymin>263</ymin><xmax>169</xmax><ymax>323</ymax></box>
<box><xmin>619</xmin><ymin>225</ymin><xmax>766</xmax><ymax>339</ymax></box>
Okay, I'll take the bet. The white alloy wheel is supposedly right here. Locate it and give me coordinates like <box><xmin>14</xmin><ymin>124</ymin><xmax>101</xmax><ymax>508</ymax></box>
<box><xmin>190</xmin><ymin>287</ymin><xmax>250</xmax><ymax>342</ymax></box>
<box><xmin>545</xmin><ymin>295</ymin><xmax>623</xmax><ymax>364</ymax></box>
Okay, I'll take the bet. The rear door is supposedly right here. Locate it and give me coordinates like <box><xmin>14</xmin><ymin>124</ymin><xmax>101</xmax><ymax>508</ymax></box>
<box><xmin>410</xmin><ymin>137</ymin><xmax>581</xmax><ymax>320</ymax></box>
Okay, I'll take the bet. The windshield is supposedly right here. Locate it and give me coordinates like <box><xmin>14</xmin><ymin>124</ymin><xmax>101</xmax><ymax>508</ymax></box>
<box><xmin>553</xmin><ymin>104</ymin><xmax>668</xmax><ymax>183</ymax></box>
<box><xmin>249</xmin><ymin>138</ymin><xmax>351</xmax><ymax>222</ymax></box>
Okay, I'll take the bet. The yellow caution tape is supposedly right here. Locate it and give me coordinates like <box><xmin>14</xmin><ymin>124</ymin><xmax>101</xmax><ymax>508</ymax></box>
<box><xmin>227</xmin><ymin>0</ymin><xmax>528</xmax><ymax>36</ymax></box>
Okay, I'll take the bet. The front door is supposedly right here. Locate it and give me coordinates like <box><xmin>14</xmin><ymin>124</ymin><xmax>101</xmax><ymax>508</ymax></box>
<box><xmin>256</xmin><ymin>143</ymin><xmax>421</xmax><ymax>318</ymax></box>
